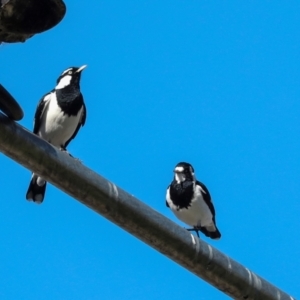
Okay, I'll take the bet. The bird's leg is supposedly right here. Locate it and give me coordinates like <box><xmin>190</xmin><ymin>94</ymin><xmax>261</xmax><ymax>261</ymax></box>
<box><xmin>186</xmin><ymin>227</ymin><xmax>200</xmax><ymax>238</ymax></box>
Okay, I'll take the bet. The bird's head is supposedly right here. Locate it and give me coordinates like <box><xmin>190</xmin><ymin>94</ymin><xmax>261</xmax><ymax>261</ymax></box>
<box><xmin>173</xmin><ymin>162</ymin><xmax>195</xmax><ymax>183</ymax></box>
<box><xmin>55</xmin><ymin>65</ymin><xmax>87</xmax><ymax>90</ymax></box>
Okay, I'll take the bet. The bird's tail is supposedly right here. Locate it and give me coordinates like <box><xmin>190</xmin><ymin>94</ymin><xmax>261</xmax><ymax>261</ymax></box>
<box><xmin>200</xmin><ymin>224</ymin><xmax>221</xmax><ymax>240</ymax></box>
<box><xmin>26</xmin><ymin>174</ymin><xmax>47</xmax><ymax>204</ymax></box>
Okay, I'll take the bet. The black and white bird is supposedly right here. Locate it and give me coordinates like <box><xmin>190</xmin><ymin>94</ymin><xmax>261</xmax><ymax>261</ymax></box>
<box><xmin>26</xmin><ymin>65</ymin><xmax>87</xmax><ymax>203</ymax></box>
<box><xmin>166</xmin><ymin>162</ymin><xmax>221</xmax><ymax>239</ymax></box>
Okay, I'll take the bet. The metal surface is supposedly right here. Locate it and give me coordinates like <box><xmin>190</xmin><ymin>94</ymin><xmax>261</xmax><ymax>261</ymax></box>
<box><xmin>0</xmin><ymin>113</ymin><xmax>295</xmax><ymax>300</ymax></box>
<box><xmin>0</xmin><ymin>84</ymin><xmax>23</xmax><ymax>120</ymax></box>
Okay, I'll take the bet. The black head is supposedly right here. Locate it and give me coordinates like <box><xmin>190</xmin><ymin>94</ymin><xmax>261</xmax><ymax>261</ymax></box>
<box><xmin>55</xmin><ymin>65</ymin><xmax>87</xmax><ymax>90</ymax></box>
<box><xmin>173</xmin><ymin>162</ymin><xmax>195</xmax><ymax>183</ymax></box>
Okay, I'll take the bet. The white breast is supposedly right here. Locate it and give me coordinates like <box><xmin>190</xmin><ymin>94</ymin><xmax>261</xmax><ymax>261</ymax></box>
<box><xmin>166</xmin><ymin>185</ymin><xmax>214</xmax><ymax>228</ymax></box>
<box><xmin>38</xmin><ymin>94</ymin><xmax>83</xmax><ymax>148</ymax></box>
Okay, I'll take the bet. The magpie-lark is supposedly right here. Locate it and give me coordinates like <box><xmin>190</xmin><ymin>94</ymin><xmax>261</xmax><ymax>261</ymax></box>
<box><xmin>26</xmin><ymin>65</ymin><xmax>87</xmax><ymax>203</ymax></box>
<box><xmin>166</xmin><ymin>162</ymin><xmax>221</xmax><ymax>239</ymax></box>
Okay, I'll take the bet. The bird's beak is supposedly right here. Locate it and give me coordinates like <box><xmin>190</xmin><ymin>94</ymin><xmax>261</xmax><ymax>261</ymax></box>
<box><xmin>76</xmin><ymin>65</ymin><xmax>87</xmax><ymax>73</ymax></box>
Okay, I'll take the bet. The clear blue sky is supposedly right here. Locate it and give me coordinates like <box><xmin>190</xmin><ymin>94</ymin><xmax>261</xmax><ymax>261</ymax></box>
<box><xmin>1</xmin><ymin>1</ymin><xmax>299</xmax><ymax>299</ymax></box>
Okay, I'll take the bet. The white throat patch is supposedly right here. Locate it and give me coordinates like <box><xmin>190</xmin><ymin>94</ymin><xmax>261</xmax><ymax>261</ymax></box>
<box><xmin>175</xmin><ymin>172</ymin><xmax>186</xmax><ymax>183</ymax></box>
<box><xmin>56</xmin><ymin>75</ymin><xmax>72</xmax><ymax>89</ymax></box>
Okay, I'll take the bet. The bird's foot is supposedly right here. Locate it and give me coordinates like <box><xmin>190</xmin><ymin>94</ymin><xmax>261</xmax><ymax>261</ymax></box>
<box><xmin>59</xmin><ymin>148</ymin><xmax>82</xmax><ymax>162</ymax></box>
<box><xmin>59</xmin><ymin>147</ymin><xmax>73</xmax><ymax>156</ymax></box>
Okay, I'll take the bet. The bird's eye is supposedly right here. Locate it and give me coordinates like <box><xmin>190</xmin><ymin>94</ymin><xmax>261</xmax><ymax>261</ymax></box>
<box><xmin>68</xmin><ymin>71</ymin><xmax>72</xmax><ymax>75</ymax></box>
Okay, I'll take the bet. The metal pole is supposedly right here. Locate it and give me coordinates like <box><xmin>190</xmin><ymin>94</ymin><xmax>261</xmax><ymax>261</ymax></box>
<box><xmin>0</xmin><ymin>113</ymin><xmax>295</xmax><ymax>300</ymax></box>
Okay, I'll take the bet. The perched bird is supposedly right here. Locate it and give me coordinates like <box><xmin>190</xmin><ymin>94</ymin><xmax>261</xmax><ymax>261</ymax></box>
<box><xmin>26</xmin><ymin>65</ymin><xmax>87</xmax><ymax>203</ymax></box>
<box><xmin>166</xmin><ymin>162</ymin><xmax>221</xmax><ymax>239</ymax></box>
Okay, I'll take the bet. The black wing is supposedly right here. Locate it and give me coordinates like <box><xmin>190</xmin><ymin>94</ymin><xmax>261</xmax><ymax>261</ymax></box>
<box><xmin>196</xmin><ymin>181</ymin><xmax>221</xmax><ymax>239</ymax></box>
<box><xmin>196</xmin><ymin>180</ymin><xmax>215</xmax><ymax>217</ymax></box>
<box><xmin>196</xmin><ymin>181</ymin><xmax>221</xmax><ymax>238</ymax></box>
<box><xmin>33</xmin><ymin>92</ymin><xmax>52</xmax><ymax>134</ymax></box>
<box><xmin>166</xmin><ymin>185</ymin><xmax>170</xmax><ymax>207</ymax></box>
<box><xmin>64</xmin><ymin>101</ymin><xmax>86</xmax><ymax>149</ymax></box>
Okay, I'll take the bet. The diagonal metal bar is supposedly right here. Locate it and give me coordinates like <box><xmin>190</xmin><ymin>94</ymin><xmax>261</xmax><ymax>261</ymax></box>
<box><xmin>0</xmin><ymin>112</ymin><xmax>295</xmax><ymax>300</ymax></box>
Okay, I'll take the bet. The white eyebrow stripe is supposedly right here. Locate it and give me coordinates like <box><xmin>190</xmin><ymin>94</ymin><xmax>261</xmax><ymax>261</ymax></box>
<box><xmin>61</xmin><ymin>68</ymin><xmax>72</xmax><ymax>76</ymax></box>
<box><xmin>64</xmin><ymin>68</ymin><xmax>72</xmax><ymax>72</ymax></box>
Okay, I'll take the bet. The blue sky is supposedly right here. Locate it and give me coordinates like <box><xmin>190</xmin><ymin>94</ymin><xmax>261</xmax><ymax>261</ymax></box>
<box><xmin>1</xmin><ymin>1</ymin><xmax>299</xmax><ymax>299</ymax></box>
